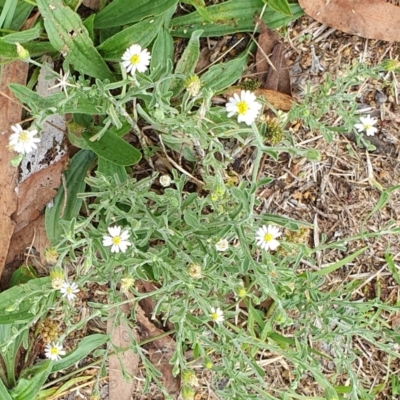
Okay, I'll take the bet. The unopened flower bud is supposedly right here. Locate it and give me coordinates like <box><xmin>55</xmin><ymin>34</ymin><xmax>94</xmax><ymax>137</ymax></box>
<box><xmin>16</xmin><ymin>43</ymin><xmax>30</xmax><ymax>62</ymax></box>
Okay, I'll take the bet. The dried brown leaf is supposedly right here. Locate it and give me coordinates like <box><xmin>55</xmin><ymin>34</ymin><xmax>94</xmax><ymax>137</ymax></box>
<box><xmin>298</xmin><ymin>0</ymin><xmax>400</xmax><ymax>42</ymax></box>
<box><xmin>107</xmin><ymin>303</ymin><xmax>140</xmax><ymax>400</ymax></box>
<box><xmin>255</xmin><ymin>19</ymin><xmax>291</xmax><ymax>94</ymax></box>
<box><xmin>0</xmin><ymin>61</ymin><xmax>28</xmax><ymax>276</ymax></box>
<box><xmin>136</xmin><ymin>305</ymin><xmax>180</xmax><ymax>396</ymax></box>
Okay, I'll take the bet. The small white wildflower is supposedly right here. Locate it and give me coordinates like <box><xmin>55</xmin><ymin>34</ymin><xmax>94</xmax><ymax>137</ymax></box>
<box><xmin>48</xmin><ymin>69</ymin><xmax>76</xmax><ymax>97</ymax></box>
<box><xmin>255</xmin><ymin>225</ymin><xmax>281</xmax><ymax>251</ymax></box>
<box><xmin>210</xmin><ymin>307</ymin><xmax>224</xmax><ymax>324</ymax></box>
<box><xmin>44</xmin><ymin>342</ymin><xmax>66</xmax><ymax>361</ymax></box>
<box><xmin>121</xmin><ymin>44</ymin><xmax>151</xmax><ymax>75</ymax></box>
<box><xmin>102</xmin><ymin>225</ymin><xmax>131</xmax><ymax>253</ymax></box>
<box><xmin>159</xmin><ymin>175</ymin><xmax>171</xmax><ymax>187</ymax></box>
<box><xmin>60</xmin><ymin>281</ymin><xmax>80</xmax><ymax>302</ymax></box>
<box><xmin>9</xmin><ymin>124</ymin><xmax>40</xmax><ymax>154</ymax></box>
<box><xmin>354</xmin><ymin>115</ymin><xmax>378</xmax><ymax>136</ymax></box>
<box><xmin>225</xmin><ymin>90</ymin><xmax>262</xmax><ymax>125</ymax></box>
<box><xmin>215</xmin><ymin>238</ymin><xmax>229</xmax><ymax>252</ymax></box>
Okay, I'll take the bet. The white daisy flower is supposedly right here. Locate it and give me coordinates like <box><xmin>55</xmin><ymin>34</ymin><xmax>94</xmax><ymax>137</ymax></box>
<box><xmin>354</xmin><ymin>115</ymin><xmax>378</xmax><ymax>136</ymax></box>
<box><xmin>215</xmin><ymin>238</ymin><xmax>229</xmax><ymax>252</ymax></box>
<box><xmin>102</xmin><ymin>225</ymin><xmax>131</xmax><ymax>253</ymax></box>
<box><xmin>121</xmin><ymin>44</ymin><xmax>151</xmax><ymax>76</ymax></box>
<box><xmin>9</xmin><ymin>124</ymin><xmax>40</xmax><ymax>154</ymax></box>
<box><xmin>225</xmin><ymin>90</ymin><xmax>262</xmax><ymax>126</ymax></box>
<box><xmin>255</xmin><ymin>225</ymin><xmax>282</xmax><ymax>251</ymax></box>
<box><xmin>210</xmin><ymin>307</ymin><xmax>224</xmax><ymax>324</ymax></box>
<box><xmin>60</xmin><ymin>281</ymin><xmax>80</xmax><ymax>302</ymax></box>
<box><xmin>44</xmin><ymin>342</ymin><xmax>66</xmax><ymax>361</ymax></box>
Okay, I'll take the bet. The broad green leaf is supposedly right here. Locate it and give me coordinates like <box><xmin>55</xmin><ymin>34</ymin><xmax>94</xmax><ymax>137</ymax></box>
<box><xmin>180</xmin><ymin>0</ymin><xmax>211</xmax><ymax>21</ymax></box>
<box><xmin>265</xmin><ymin>0</ymin><xmax>292</xmax><ymax>16</ymax></box>
<box><xmin>82</xmin><ymin>130</ymin><xmax>141</xmax><ymax>166</ymax></box>
<box><xmin>98</xmin><ymin>158</ymin><xmax>128</xmax><ymax>183</ymax></box>
<box><xmin>97</xmin><ymin>15</ymin><xmax>162</xmax><ymax>61</ymax></box>
<box><xmin>10</xmin><ymin>361</ymin><xmax>52</xmax><ymax>400</ymax></box>
<box><xmin>2</xmin><ymin>22</ymin><xmax>42</xmax><ymax>43</ymax></box>
<box><xmin>201</xmin><ymin>52</ymin><xmax>248</xmax><ymax>92</ymax></box>
<box><xmin>9</xmin><ymin>2</ymin><xmax>33</xmax><ymax>31</ymax></box>
<box><xmin>51</xmin><ymin>334</ymin><xmax>108</xmax><ymax>372</ymax></box>
<box><xmin>171</xmin><ymin>0</ymin><xmax>303</xmax><ymax>37</ymax></box>
<box><xmin>45</xmin><ymin>150</ymin><xmax>97</xmax><ymax>243</ymax></box>
<box><xmin>0</xmin><ymin>379</ymin><xmax>12</xmax><ymax>400</ymax></box>
<box><xmin>10</xmin><ymin>265</ymin><xmax>37</xmax><ymax>286</ymax></box>
<box><xmin>0</xmin><ymin>278</ymin><xmax>51</xmax><ymax>324</ymax></box>
<box><xmin>95</xmin><ymin>0</ymin><xmax>178</xmax><ymax>29</ymax></box>
<box><xmin>0</xmin><ymin>40</ymin><xmax>54</xmax><ymax>61</ymax></box>
<box><xmin>150</xmin><ymin>27</ymin><xmax>174</xmax><ymax>72</ymax></box>
<box><xmin>170</xmin><ymin>29</ymin><xmax>202</xmax><ymax>96</ymax></box>
<box><xmin>36</xmin><ymin>0</ymin><xmax>114</xmax><ymax>80</ymax></box>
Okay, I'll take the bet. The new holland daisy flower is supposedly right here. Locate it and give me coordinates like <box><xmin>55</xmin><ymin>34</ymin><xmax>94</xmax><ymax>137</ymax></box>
<box><xmin>121</xmin><ymin>44</ymin><xmax>151</xmax><ymax>76</ymax></box>
<box><xmin>255</xmin><ymin>225</ymin><xmax>282</xmax><ymax>251</ymax></box>
<box><xmin>9</xmin><ymin>124</ymin><xmax>40</xmax><ymax>154</ymax></box>
<box><xmin>354</xmin><ymin>115</ymin><xmax>378</xmax><ymax>136</ymax></box>
<box><xmin>44</xmin><ymin>342</ymin><xmax>66</xmax><ymax>361</ymax></box>
<box><xmin>210</xmin><ymin>307</ymin><xmax>224</xmax><ymax>324</ymax></box>
<box><xmin>60</xmin><ymin>281</ymin><xmax>80</xmax><ymax>302</ymax></box>
<box><xmin>102</xmin><ymin>225</ymin><xmax>131</xmax><ymax>253</ymax></box>
<box><xmin>225</xmin><ymin>90</ymin><xmax>262</xmax><ymax>125</ymax></box>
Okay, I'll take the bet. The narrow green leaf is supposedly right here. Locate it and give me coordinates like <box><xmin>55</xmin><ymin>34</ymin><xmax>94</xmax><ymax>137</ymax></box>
<box><xmin>150</xmin><ymin>27</ymin><xmax>174</xmax><ymax>72</ymax></box>
<box><xmin>171</xmin><ymin>0</ymin><xmax>303</xmax><ymax>37</ymax></box>
<box><xmin>10</xmin><ymin>2</ymin><xmax>33</xmax><ymax>31</ymax></box>
<box><xmin>36</xmin><ymin>0</ymin><xmax>114</xmax><ymax>80</ymax></box>
<box><xmin>170</xmin><ymin>29</ymin><xmax>202</xmax><ymax>96</ymax></box>
<box><xmin>51</xmin><ymin>334</ymin><xmax>108</xmax><ymax>372</ymax></box>
<box><xmin>0</xmin><ymin>40</ymin><xmax>55</xmax><ymax>61</ymax></box>
<box><xmin>365</xmin><ymin>185</ymin><xmax>400</xmax><ymax>221</ymax></box>
<box><xmin>82</xmin><ymin>130</ymin><xmax>141</xmax><ymax>166</ymax></box>
<box><xmin>2</xmin><ymin>22</ymin><xmax>42</xmax><ymax>43</ymax></box>
<box><xmin>95</xmin><ymin>0</ymin><xmax>178</xmax><ymax>29</ymax></box>
<box><xmin>312</xmin><ymin>247</ymin><xmax>367</xmax><ymax>277</ymax></box>
<box><xmin>45</xmin><ymin>150</ymin><xmax>97</xmax><ymax>244</ymax></box>
<box><xmin>266</xmin><ymin>0</ymin><xmax>292</xmax><ymax>16</ymax></box>
<box><xmin>10</xmin><ymin>265</ymin><xmax>37</xmax><ymax>287</ymax></box>
<box><xmin>385</xmin><ymin>253</ymin><xmax>400</xmax><ymax>285</ymax></box>
<box><xmin>201</xmin><ymin>52</ymin><xmax>248</xmax><ymax>92</ymax></box>
<box><xmin>97</xmin><ymin>15</ymin><xmax>162</xmax><ymax>61</ymax></box>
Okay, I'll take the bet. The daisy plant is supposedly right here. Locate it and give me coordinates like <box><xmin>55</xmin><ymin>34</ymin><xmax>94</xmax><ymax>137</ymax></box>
<box><xmin>354</xmin><ymin>115</ymin><xmax>378</xmax><ymax>136</ymax></box>
<box><xmin>102</xmin><ymin>225</ymin><xmax>131</xmax><ymax>253</ymax></box>
<box><xmin>8</xmin><ymin>123</ymin><xmax>40</xmax><ymax>154</ymax></box>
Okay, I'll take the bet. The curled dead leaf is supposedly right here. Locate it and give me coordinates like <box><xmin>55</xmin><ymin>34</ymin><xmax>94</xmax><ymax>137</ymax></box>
<box><xmin>299</xmin><ymin>0</ymin><xmax>400</xmax><ymax>42</ymax></box>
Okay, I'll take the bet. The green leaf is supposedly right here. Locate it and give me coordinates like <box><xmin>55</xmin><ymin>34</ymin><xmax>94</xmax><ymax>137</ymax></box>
<box><xmin>45</xmin><ymin>150</ymin><xmax>97</xmax><ymax>244</ymax></box>
<box><xmin>0</xmin><ymin>379</ymin><xmax>12</xmax><ymax>400</ymax></box>
<box><xmin>170</xmin><ymin>29</ymin><xmax>202</xmax><ymax>96</ymax></box>
<box><xmin>181</xmin><ymin>0</ymin><xmax>212</xmax><ymax>21</ymax></box>
<box><xmin>10</xmin><ymin>265</ymin><xmax>37</xmax><ymax>287</ymax></box>
<box><xmin>311</xmin><ymin>247</ymin><xmax>367</xmax><ymax>277</ymax></box>
<box><xmin>265</xmin><ymin>0</ymin><xmax>292</xmax><ymax>16</ymax></box>
<box><xmin>10</xmin><ymin>361</ymin><xmax>52</xmax><ymax>400</ymax></box>
<box><xmin>171</xmin><ymin>0</ymin><xmax>303</xmax><ymax>37</ymax></box>
<box><xmin>97</xmin><ymin>15</ymin><xmax>162</xmax><ymax>61</ymax></box>
<box><xmin>94</xmin><ymin>0</ymin><xmax>178</xmax><ymax>29</ymax></box>
<box><xmin>98</xmin><ymin>158</ymin><xmax>128</xmax><ymax>183</ymax></box>
<box><xmin>0</xmin><ymin>40</ymin><xmax>55</xmax><ymax>61</ymax></box>
<box><xmin>150</xmin><ymin>27</ymin><xmax>174</xmax><ymax>72</ymax></box>
<box><xmin>201</xmin><ymin>52</ymin><xmax>248</xmax><ymax>92</ymax></box>
<box><xmin>2</xmin><ymin>22</ymin><xmax>43</xmax><ymax>43</ymax></box>
<box><xmin>82</xmin><ymin>130</ymin><xmax>141</xmax><ymax>166</ymax></box>
<box><xmin>51</xmin><ymin>334</ymin><xmax>108</xmax><ymax>372</ymax></box>
<box><xmin>36</xmin><ymin>0</ymin><xmax>114</xmax><ymax>80</ymax></box>
<box><xmin>0</xmin><ymin>278</ymin><xmax>52</xmax><ymax>324</ymax></box>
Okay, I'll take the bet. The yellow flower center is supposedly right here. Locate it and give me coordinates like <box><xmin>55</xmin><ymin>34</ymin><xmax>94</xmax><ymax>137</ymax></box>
<box><xmin>50</xmin><ymin>347</ymin><xmax>58</xmax><ymax>355</ymax></box>
<box><xmin>130</xmin><ymin>54</ymin><xmax>140</xmax><ymax>65</ymax></box>
<box><xmin>364</xmin><ymin>123</ymin><xmax>372</xmax><ymax>129</ymax></box>
<box><xmin>211</xmin><ymin>313</ymin><xmax>218</xmax><ymax>321</ymax></box>
<box><xmin>264</xmin><ymin>233</ymin><xmax>273</xmax><ymax>243</ymax></box>
<box><xmin>237</xmin><ymin>101</ymin><xmax>249</xmax><ymax>115</ymax></box>
<box><xmin>112</xmin><ymin>236</ymin><xmax>121</xmax><ymax>245</ymax></box>
<box><xmin>19</xmin><ymin>132</ymin><xmax>29</xmax><ymax>143</ymax></box>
